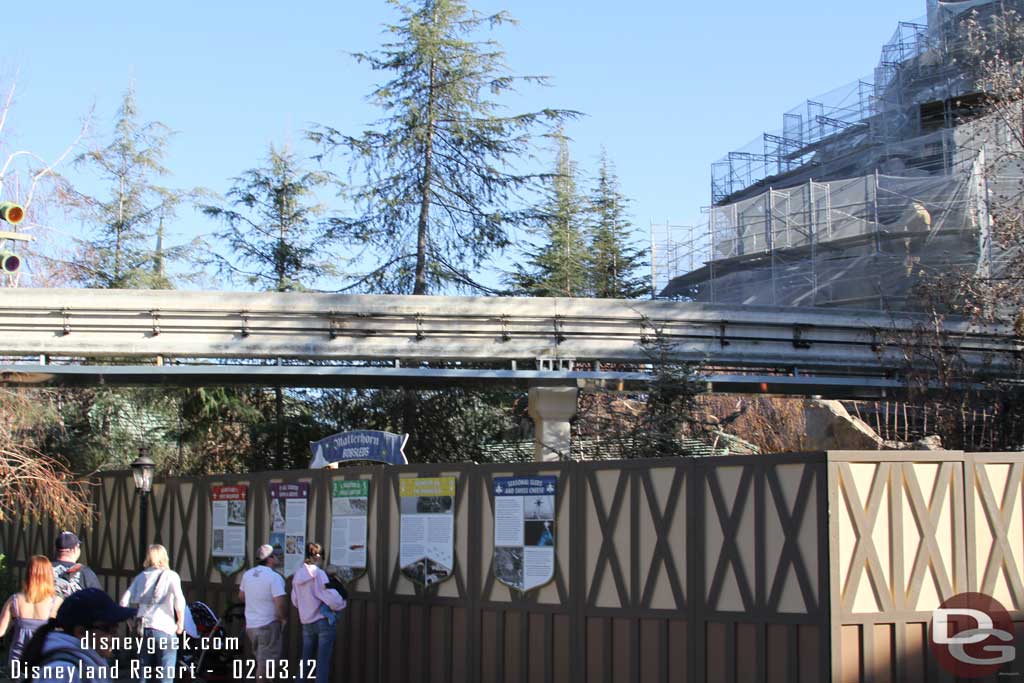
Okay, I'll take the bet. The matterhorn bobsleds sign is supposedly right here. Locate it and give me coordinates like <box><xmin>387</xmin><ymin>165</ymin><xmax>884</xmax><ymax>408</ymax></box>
<box><xmin>309</xmin><ymin>430</ymin><xmax>408</xmax><ymax>468</ymax></box>
<box><xmin>493</xmin><ymin>476</ymin><xmax>556</xmax><ymax>592</ymax></box>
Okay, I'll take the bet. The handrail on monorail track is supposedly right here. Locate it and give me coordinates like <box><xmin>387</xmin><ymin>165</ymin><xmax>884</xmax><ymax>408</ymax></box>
<box><xmin>0</xmin><ymin>289</ymin><xmax>1018</xmax><ymax>397</ymax></box>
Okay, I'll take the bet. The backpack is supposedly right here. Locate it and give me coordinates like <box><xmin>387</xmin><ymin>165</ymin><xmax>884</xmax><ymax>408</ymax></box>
<box><xmin>53</xmin><ymin>563</ymin><xmax>84</xmax><ymax>598</ymax></box>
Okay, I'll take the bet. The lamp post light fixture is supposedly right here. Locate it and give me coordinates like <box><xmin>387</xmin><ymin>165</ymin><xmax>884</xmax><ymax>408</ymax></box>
<box><xmin>131</xmin><ymin>447</ymin><xmax>156</xmax><ymax>566</ymax></box>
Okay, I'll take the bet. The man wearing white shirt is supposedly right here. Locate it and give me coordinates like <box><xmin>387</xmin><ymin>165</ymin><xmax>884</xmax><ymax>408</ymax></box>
<box><xmin>239</xmin><ymin>544</ymin><xmax>287</xmax><ymax>680</ymax></box>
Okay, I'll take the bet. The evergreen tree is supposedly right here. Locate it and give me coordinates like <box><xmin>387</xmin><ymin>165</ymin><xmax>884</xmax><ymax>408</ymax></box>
<box><xmin>200</xmin><ymin>145</ymin><xmax>335</xmax><ymax>470</ymax></box>
<box><xmin>309</xmin><ymin>383</ymin><xmax>528</xmax><ymax>463</ymax></box>
<box><xmin>309</xmin><ymin>0</ymin><xmax>577</xmax><ymax>295</ymax></box>
<box><xmin>587</xmin><ymin>150</ymin><xmax>649</xmax><ymax>299</ymax></box>
<box><xmin>202</xmin><ymin>144</ymin><xmax>334</xmax><ymax>292</ymax></box>
<box><xmin>69</xmin><ymin>85</ymin><xmax>198</xmax><ymax>289</ymax></box>
<box><xmin>56</xmin><ymin>86</ymin><xmax>205</xmax><ymax>479</ymax></box>
<box><xmin>508</xmin><ymin>130</ymin><xmax>589</xmax><ymax>296</ymax></box>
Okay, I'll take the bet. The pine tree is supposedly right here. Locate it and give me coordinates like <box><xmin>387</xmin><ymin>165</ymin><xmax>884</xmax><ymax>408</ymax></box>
<box><xmin>587</xmin><ymin>150</ymin><xmax>649</xmax><ymax>299</ymax></box>
<box><xmin>69</xmin><ymin>85</ymin><xmax>198</xmax><ymax>289</ymax></box>
<box><xmin>200</xmin><ymin>145</ymin><xmax>335</xmax><ymax>470</ymax></box>
<box><xmin>508</xmin><ymin>130</ymin><xmax>589</xmax><ymax>296</ymax></box>
<box><xmin>59</xmin><ymin>86</ymin><xmax>203</xmax><ymax>478</ymax></box>
<box><xmin>202</xmin><ymin>144</ymin><xmax>334</xmax><ymax>292</ymax></box>
<box><xmin>309</xmin><ymin>0</ymin><xmax>577</xmax><ymax>295</ymax></box>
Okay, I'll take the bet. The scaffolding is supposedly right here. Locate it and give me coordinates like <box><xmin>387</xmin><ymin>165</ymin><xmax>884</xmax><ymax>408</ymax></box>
<box><xmin>708</xmin><ymin>1</ymin><xmax>1018</xmax><ymax>205</ymax></box>
<box><xmin>649</xmin><ymin>221</ymin><xmax>708</xmax><ymax>297</ymax></box>
<box><xmin>663</xmin><ymin>160</ymin><xmax>987</xmax><ymax>309</ymax></box>
<box><xmin>659</xmin><ymin>0</ymin><xmax>1022</xmax><ymax>311</ymax></box>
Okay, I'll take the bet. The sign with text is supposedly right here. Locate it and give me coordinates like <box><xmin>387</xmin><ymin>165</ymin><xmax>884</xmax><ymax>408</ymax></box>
<box><xmin>399</xmin><ymin>477</ymin><xmax>455</xmax><ymax>587</ymax></box>
<box><xmin>309</xmin><ymin>430</ymin><xmax>408</xmax><ymax>468</ymax></box>
<box><xmin>269</xmin><ymin>482</ymin><xmax>309</xmax><ymax>578</ymax></box>
<box><xmin>493</xmin><ymin>476</ymin><xmax>557</xmax><ymax>592</ymax></box>
<box><xmin>330</xmin><ymin>479</ymin><xmax>369</xmax><ymax>583</ymax></box>
<box><xmin>211</xmin><ymin>485</ymin><xmax>247</xmax><ymax>576</ymax></box>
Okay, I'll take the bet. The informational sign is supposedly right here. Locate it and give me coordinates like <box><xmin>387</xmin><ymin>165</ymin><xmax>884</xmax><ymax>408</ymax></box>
<box><xmin>399</xmin><ymin>477</ymin><xmax>455</xmax><ymax>587</ymax></box>
<box><xmin>211</xmin><ymin>485</ymin><xmax>247</xmax><ymax>576</ymax></box>
<box><xmin>269</xmin><ymin>482</ymin><xmax>309</xmax><ymax>578</ymax></box>
<box><xmin>330</xmin><ymin>480</ymin><xmax>369</xmax><ymax>583</ymax></box>
<box><xmin>309</xmin><ymin>430</ymin><xmax>409</xmax><ymax>468</ymax></box>
<box><xmin>493</xmin><ymin>476</ymin><xmax>556</xmax><ymax>592</ymax></box>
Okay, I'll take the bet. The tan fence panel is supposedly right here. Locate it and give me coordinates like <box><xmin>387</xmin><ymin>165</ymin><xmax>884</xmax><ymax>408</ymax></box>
<box><xmin>965</xmin><ymin>453</ymin><xmax>1024</xmax><ymax>612</ymax></box>
<box><xmin>964</xmin><ymin>453</ymin><xmax>1024</xmax><ymax>680</ymax></box>
<box><xmin>828</xmin><ymin>451</ymin><xmax>969</xmax><ymax>683</ymax></box>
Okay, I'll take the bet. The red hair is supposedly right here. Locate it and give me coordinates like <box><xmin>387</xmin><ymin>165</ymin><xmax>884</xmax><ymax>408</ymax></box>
<box><xmin>23</xmin><ymin>555</ymin><xmax>55</xmax><ymax>604</ymax></box>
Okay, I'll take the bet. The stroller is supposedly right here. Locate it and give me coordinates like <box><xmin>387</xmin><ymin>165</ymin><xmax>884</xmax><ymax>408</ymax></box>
<box><xmin>179</xmin><ymin>600</ymin><xmax>244</xmax><ymax>682</ymax></box>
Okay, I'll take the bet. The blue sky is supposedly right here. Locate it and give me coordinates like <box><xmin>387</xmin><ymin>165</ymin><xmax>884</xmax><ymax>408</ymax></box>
<box><xmin>3</xmin><ymin>0</ymin><xmax>924</xmax><ymax>288</ymax></box>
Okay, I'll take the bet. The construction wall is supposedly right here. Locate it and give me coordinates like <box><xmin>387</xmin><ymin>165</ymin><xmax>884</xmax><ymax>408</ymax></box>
<box><xmin>2</xmin><ymin>451</ymin><xmax>1022</xmax><ymax>682</ymax></box>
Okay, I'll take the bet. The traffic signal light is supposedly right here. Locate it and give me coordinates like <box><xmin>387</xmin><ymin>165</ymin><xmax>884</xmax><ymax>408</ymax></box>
<box><xmin>0</xmin><ymin>202</ymin><xmax>24</xmax><ymax>224</ymax></box>
<box><xmin>0</xmin><ymin>250</ymin><xmax>20</xmax><ymax>273</ymax></box>
<box><xmin>0</xmin><ymin>202</ymin><xmax>26</xmax><ymax>278</ymax></box>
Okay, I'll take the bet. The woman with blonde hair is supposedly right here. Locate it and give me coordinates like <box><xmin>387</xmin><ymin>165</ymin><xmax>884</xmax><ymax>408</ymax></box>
<box><xmin>120</xmin><ymin>544</ymin><xmax>187</xmax><ymax>683</ymax></box>
<box><xmin>0</xmin><ymin>555</ymin><xmax>62</xmax><ymax>673</ymax></box>
<box><xmin>291</xmin><ymin>542</ymin><xmax>346</xmax><ymax>683</ymax></box>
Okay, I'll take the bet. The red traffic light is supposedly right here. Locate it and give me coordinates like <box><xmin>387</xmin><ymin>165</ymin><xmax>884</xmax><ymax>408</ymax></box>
<box><xmin>0</xmin><ymin>202</ymin><xmax>24</xmax><ymax>224</ymax></box>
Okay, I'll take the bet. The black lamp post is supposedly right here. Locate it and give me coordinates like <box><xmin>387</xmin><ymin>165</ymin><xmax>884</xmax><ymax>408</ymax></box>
<box><xmin>131</xmin><ymin>447</ymin><xmax>156</xmax><ymax>567</ymax></box>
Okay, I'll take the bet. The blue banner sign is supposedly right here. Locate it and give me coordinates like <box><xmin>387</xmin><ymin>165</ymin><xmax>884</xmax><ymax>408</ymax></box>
<box><xmin>493</xmin><ymin>476</ymin><xmax>557</xmax><ymax>497</ymax></box>
<box><xmin>309</xmin><ymin>430</ymin><xmax>409</xmax><ymax>467</ymax></box>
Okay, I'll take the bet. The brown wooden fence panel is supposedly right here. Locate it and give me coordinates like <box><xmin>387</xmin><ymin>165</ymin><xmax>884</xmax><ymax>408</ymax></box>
<box><xmin>698</xmin><ymin>454</ymin><xmax>830</xmax><ymax>683</ymax></box>
<box><xmin>474</xmin><ymin>461</ymin><xmax>573</xmax><ymax>683</ymax></box>
<box><xmin>323</xmin><ymin>467</ymin><xmax>382</xmax><ymax>683</ymax></box>
<box><xmin>377</xmin><ymin>464</ymin><xmax>474</xmax><ymax>683</ymax></box>
<box><xmin>578</xmin><ymin>457</ymin><xmax>692</xmax><ymax>682</ymax></box>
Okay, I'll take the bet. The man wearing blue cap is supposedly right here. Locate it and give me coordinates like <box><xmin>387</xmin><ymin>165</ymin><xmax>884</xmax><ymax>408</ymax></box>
<box><xmin>13</xmin><ymin>587</ymin><xmax>135</xmax><ymax>682</ymax></box>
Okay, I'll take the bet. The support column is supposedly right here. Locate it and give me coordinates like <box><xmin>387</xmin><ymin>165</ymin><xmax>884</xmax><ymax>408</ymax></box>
<box><xmin>528</xmin><ymin>386</ymin><xmax>578</xmax><ymax>462</ymax></box>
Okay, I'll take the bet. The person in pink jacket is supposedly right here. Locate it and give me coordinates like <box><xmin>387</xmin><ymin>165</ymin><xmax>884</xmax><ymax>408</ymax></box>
<box><xmin>291</xmin><ymin>542</ymin><xmax>346</xmax><ymax>683</ymax></box>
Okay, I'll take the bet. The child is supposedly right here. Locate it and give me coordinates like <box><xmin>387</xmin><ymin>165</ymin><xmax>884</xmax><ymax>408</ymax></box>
<box><xmin>317</xmin><ymin>566</ymin><xmax>349</xmax><ymax>625</ymax></box>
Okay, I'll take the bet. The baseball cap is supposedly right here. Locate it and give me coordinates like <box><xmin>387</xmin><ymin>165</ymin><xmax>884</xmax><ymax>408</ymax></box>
<box><xmin>55</xmin><ymin>531</ymin><xmax>81</xmax><ymax>551</ymax></box>
<box><xmin>56</xmin><ymin>588</ymin><xmax>135</xmax><ymax>629</ymax></box>
<box><xmin>256</xmin><ymin>544</ymin><xmax>274</xmax><ymax>561</ymax></box>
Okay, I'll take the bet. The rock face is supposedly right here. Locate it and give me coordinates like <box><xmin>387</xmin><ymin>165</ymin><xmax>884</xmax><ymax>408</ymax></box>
<box><xmin>804</xmin><ymin>399</ymin><xmax>886</xmax><ymax>451</ymax></box>
<box><xmin>911</xmin><ymin>434</ymin><xmax>944</xmax><ymax>450</ymax></box>
<box><xmin>802</xmin><ymin>400</ymin><xmax>946</xmax><ymax>451</ymax></box>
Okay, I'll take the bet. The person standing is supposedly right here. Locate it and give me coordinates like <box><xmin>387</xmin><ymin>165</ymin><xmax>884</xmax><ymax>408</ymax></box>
<box><xmin>290</xmin><ymin>543</ymin><xmax>346</xmax><ymax>683</ymax></box>
<box><xmin>0</xmin><ymin>555</ymin><xmax>63</xmax><ymax>676</ymax></box>
<box><xmin>239</xmin><ymin>544</ymin><xmax>287</xmax><ymax>680</ymax></box>
<box><xmin>120</xmin><ymin>544</ymin><xmax>186</xmax><ymax>683</ymax></box>
<box><xmin>15</xmin><ymin>587</ymin><xmax>135</xmax><ymax>683</ymax></box>
<box><xmin>51</xmin><ymin>531</ymin><xmax>102</xmax><ymax>598</ymax></box>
